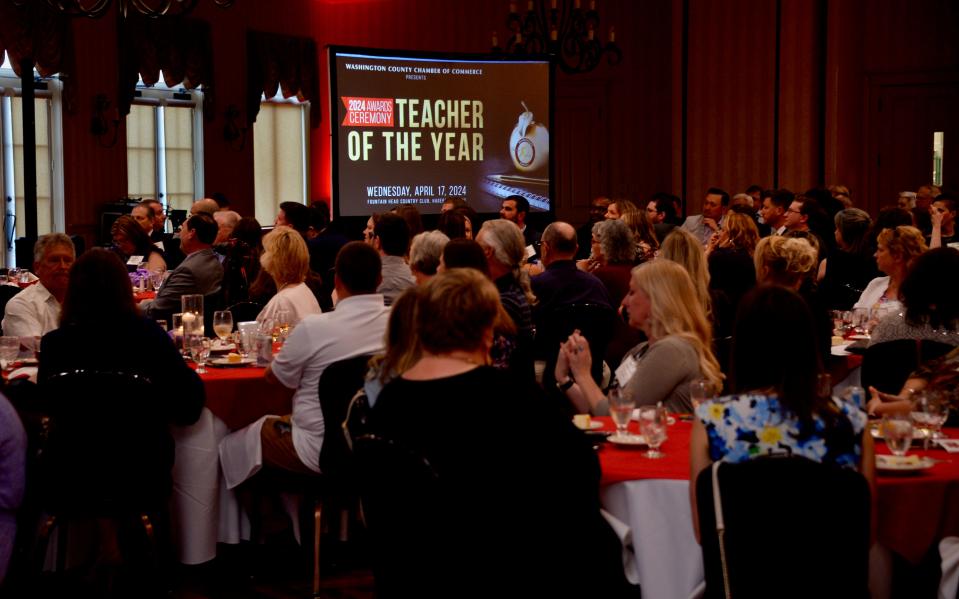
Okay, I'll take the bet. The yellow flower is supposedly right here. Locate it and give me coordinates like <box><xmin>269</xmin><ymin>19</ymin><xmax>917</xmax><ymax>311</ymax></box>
<box><xmin>707</xmin><ymin>403</ymin><xmax>724</xmax><ymax>421</ymax></box>
<box><xmin>758</xmin><ymin>426</ymin><xmax>783</xmax><ymax>445</ymax></box>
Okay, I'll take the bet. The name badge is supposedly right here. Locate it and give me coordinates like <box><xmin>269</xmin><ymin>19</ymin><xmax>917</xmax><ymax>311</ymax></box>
<box><xmin>127</xmin><ymin>255</ymin><xmax>145</xmax><ymax>266</ymax></box>
<box><xmin>614</xmin><ymin>355</ymin><xmax>638</xmax><ymax>387</ymax></box>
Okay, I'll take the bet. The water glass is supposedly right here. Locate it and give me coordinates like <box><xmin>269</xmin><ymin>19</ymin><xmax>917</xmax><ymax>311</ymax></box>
<box><xmin>638</xmin><ymin>405</ymin><xmax>668</xmax><ymax>459</ymax></box>
<box><xmin>609</xmin><ymin>386</ymin><xmax>635</xmax><ymax>439</ymax></box>
<box><xmin>213</xmin><ymin>310</ymin><xmax>234</xmax><ymax>341</ymax></box>
<box><xmin>831</xmin><ymin>310</ymin><xmax>846</xmax><ymax>335</ymax></box>
<box><xmin>912</xmin><ymin>390</ymin><xmax>949</xmax><ymax>446</ymax></box>
<box><xmin>851</xmin><ymin>307</ymin><xmax>870</xmax><ymax>335</ymax></box>
<box><xmin>237</xmin><ymin>321</ymin><xmax>259</xmax><ymax>358</ymax></box>
<box><xmin>188</xmin><ymin>335</ymin><xmax>211</xmax><ymax>374</ymax></box>
<box><xmin>0</xmin><ymin>336</ymin><xmax>20</xmax><ymax>367</ymax></box>
<box><xmin>275</xmin><ymin>309</ymin><xmax>292</xmax><ymax>341</ymax></box>
<box><xmin>689</xmin><ymin>379</ymin><xmax>713</xmax><ymax>411</ymax></box>
<box><xmin>882</xmin><ymin>413</ymin><xmax>914</xmax><ymax>457</ymax></box>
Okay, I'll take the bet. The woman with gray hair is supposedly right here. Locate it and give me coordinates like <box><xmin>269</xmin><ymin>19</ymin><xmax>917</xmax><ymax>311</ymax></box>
<box><xmin>409</xmin><ymin>230</ymin><xmax>450</xmax><ymax>285</ymax></box>
<box><xmin>578</xmin><ymin>219</ymin><xmax>636</xmax><ymax>307</ymax></box>
<box><xmin>818</xmin><ymin>208</ymin><xmax>880</xmax><ymax>310</ymax></box>
<box><xmin>476</xmin><ymin>219</ymin><xmax>536</xmax><ymax>384</ymax></box>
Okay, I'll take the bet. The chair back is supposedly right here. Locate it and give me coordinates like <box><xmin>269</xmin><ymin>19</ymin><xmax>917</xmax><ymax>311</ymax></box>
<box><xmin>352</xmin><ymin>433</ymin><xmax>440</xmax><ymax>596</ymax></box>
<box><xmin>317</xmin><ymin>354</ymin><xmax>373</xmax><ymax>482</ymax></box>
<box><xmin>203</xmin><ymin>288</ymin><xmax>225</xmax><ymax>337</ymax></box>
<box><xmin>538</xmin><ymin>302</ymin><xmax>616</xmax><ymax>388</ymax></box>
<box><xmin>695</xmin><ymin>456</ymin><xmax>870</xmax><ymax>599</ymax></box>
<box><xmin>862</xmin><ymin>338</ymin><xmax>955</xmax><ymax>394</ymax></box>
<box><xmin>39</xmin><ymin>370</ymin><xmax>174</xmax><ymax>515</ymax></box>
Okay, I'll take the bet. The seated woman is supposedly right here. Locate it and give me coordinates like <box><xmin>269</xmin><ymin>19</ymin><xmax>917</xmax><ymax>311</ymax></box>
<box><xmin>817</xmin><ymin>208</ymin><xmax>879</xmax><ymax>310</ymax></box>
<box><xmin>690</xmin><ymin>285</ymin><xmax>875</xmax><ymax>539</ymax></box>
<box><xmin>408</xmin><ymin>230</ymin><xmax>449</xmax><ymax>286</ymax></box>
<box><xmin>854</xmin><ymin>225</ymin><xmax>927</xmax><ymax>320</ymax></box>
<box><xmin>255</xmin><ymin>226</ymin><xmax>321</xmax><ymax>328</ymax></box>
<box><xmin>367</xmin><ymin>268</ymin><xmax>632</xmax><ymax>597</ymax></box>
<box><xmin>556</xmin><ymin>259</ymin><xmax>723</xmax><ymax>414</ymax></box>
<box><xmin>620</xmin><ymin>205</ymin><xmax>659</xmax><ymax>263</ymax></box>
<box><xmin>38</xmin><ymin>248</ymin><xmax>203</xmax><ymax>422</ymax></box>
<box><xmin>579</xmin><ymin>218</ymin><xmax>636</xmax><ymax>306</ymax></box>
<box><xmin>111</xmin><ymin>215</ymin><xmax>166</xmax><ymax>272</ymax></box>
<box><xmin>221</xmin><ymin>216</ymin><xmax>263</xmax><ymax>307</ymax></box>
<box><xmin>705</xmin><ymin>210</ymin><xmax>758</xmax><ymax>311</ymax></box>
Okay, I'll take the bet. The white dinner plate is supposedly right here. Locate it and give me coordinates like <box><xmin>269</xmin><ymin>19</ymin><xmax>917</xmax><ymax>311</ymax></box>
<box><xmin>608</xmin><ymin>434</ymin><xmax>648</xmax><ymax>448</ymax></box>
<box><xmin>208</xmin><ymin>356</ymin><xmax>256</xmax><ymax>368</ymax></box>
<box><xmin>848</xmin><ymin>334</ymin><xmax>870</xmax><ymax>341</ymax></box>
<box><xmin>875</xmin><ymin>455</ymin><xmax>935</xmax><ymax>472</ymax></box>
<box><xmin>831</xmin><ymin>343</ymin><xmax>852</xmax><ymax>356</ymax></box>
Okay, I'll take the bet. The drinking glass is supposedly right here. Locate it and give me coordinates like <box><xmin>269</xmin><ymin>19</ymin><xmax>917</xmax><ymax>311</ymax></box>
<box><xmin>181</xmin><ymin>294</ymin><xmax>204</xmax><ymax>336</ymax></box>
<box><xmin>831</xmin><ymin>310</ymin><xmax>845</xmax><ymax>335</ymax></box>
<box><xmin>0</xmin><ymin>336</ymin><xmax>19</xmax><ymax>368</ymax></box>
<box><xmin>275</xmin><ymin>309</ymin><xmax>292</xmax><ymax>341</ymax></box>
<box><xmin>882</xmin><ymin>413</ymin><xmax>914</xmax><ymax>457</ymax></box>
<box><xmin>213</xmin><ymin>311</ymin><xmax>234</xmax><ymax>341</ymax></box>
<box><xmin>851</xmin><ymin>307</ymin><xmax>870</xmax><ymax>335</ymax></box>
<box><xmin>689</xmin><ymin>379</ymin><xmax>713</xmax><ymax>411</ymax></box>
<box><xmin>912</xmin><ymin>390</ymin><xmax>949</xmax><ymax>447</ymax></box>
<box><xmin>638</xmin><ymin>405</ymin><xmax>668</xmax><ymax>459</ymax></box>
<box><xmin>608</xmin><ymin>386</ymin><xmax>635</xmax><ymax>439</ymax></box>
<box><xmin>149</xmin><ymin>270</ymin><xmax>166</xmax><ymax>292</ymax></box>
<box><xmin>188</xmin><ymin>335</ymin><xmax>211</xmax><ymax>374</ymax></box>
<box><xmin>237</xmin><ymin>321</ymin><xmax>259</xmax><ymax>358</ymax></box>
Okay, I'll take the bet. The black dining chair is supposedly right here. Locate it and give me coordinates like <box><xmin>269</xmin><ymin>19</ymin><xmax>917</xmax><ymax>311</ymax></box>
<box><xmin>226</xmin><ymin>300</ymin><xmax>263</xmax><ymax>326</ymax></box>
<box><xmin>31</xmin><ymin>370</ymin><xmax>173</xmax><ymax>597</ymax></box>
<box><xmin>695</xmin><ymin>456</ymin><xmax>870</xmax><ymax>599</ymax></box>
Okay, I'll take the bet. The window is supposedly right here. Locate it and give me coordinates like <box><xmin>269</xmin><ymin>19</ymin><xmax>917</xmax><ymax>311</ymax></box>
<box><xmin>253</xmin><ymin>91</ymin><xmax>309</xmax><ymax>224</ymax></box>
<box><xmin>126</xmin><ymin>82</ymin><xmax>204</xmax><ymax>215</ymax></box>
<box><xmin>0</xmin><ymin>52</ymin><xmax>65</xmax><ymax>267</ymax></box>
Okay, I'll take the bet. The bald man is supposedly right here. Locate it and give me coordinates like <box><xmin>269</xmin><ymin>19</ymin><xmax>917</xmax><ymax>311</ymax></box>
<box><xmin>190</xmin><ymin>198</ymin><xmax>219</xmax><ymax>216</ymax></box>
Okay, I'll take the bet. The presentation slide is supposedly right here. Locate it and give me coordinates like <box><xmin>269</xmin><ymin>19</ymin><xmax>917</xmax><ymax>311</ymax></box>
<box><xmin>329</xmin><ymin>47</ymin><xmax>552</xmax><ymax>217</ymax></box>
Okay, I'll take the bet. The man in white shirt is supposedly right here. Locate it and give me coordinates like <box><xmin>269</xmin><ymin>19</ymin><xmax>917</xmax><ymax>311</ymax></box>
<box><xmin>255</xmin><ymin>241</ymin><xmax>389</xmax><ymax>476</ymax></box>
<box><xmin>2</xmin><ymin>233</ymin><xmax>75</xmax><ymax>339</ymax></box>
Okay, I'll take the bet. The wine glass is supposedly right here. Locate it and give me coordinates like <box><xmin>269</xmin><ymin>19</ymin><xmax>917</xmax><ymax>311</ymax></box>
<box><xmin>638</xmin><ymin>405</ymin><xmax>668</xmax><ymax>459</ymax></box>
<box><xmin>882</xmin><ymin>413</ymin><xmax>913</xmax><ymax>457</ymax></box>
<box><xmin>608</xmin><ymin>386</ymin><xmax>635</xmax><ymax>440</ymax></box>
<box><xmin>275</xmin><ymin>309</ymin><xmax>292</xmax><ymax>341</ymax></box>
<box><xmin>213</xmin><ymin>311</ymin><xmax>233</xmax><ymax>343</ymax></box>
<box><xmin>851</xmin><ymin>307</ymin><xmax>870</xmax><ymax>335</ymax></box>
<box><xmin>188</xmin><ymin>335</ymin><xmax>211</xmax><ymax>374</ymax></box>
<box><xmin>912</xmin><ymin>390</ymin><xmax>949</xmax><ymax>448</ymax></box>
<box><xmin>689</xmin><ymin>379</ymin><xmax>713</xmax><ymax>412</ymax></box>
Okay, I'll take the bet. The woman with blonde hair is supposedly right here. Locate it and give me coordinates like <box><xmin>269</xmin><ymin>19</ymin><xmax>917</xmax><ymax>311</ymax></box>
<box><xmin>854</xmin><ymin>225</ymin><xmax>927</xmax><ymax>319</ymax></box>
<box><xmin>255</xmin><ymin>226</ymin><xmax>321</xmax><ymax>327</ymax></box>
<box><xmin>660</xmin><ymin>228</ymin><xmax>712</xmax><ymax>316</ymax></box>
<box><xmin>706</xmin><ymin>211</ymin><xmax>759</xmax><ymax>333</ymax></box>
<box><xmin>556</xmin><ymin>259</ymin><xmax>723</xmax><ymax>414</ymax></box>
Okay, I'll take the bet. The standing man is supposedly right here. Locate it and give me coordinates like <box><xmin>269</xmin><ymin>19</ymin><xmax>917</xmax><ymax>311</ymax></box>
<box><xmin>2</xmin><ymin>234</ymin><xmax>75</xmax><ymax>339</ymax></box>
<box><xmin>682</xmin><ymin>187</ymin><xmax>729</xmax><ymax>247</ymax></box>
<box><xmin>500</xmin><ymin>194</ymin><xmax>541</xmax><ymax>249</ymax></box>
<box><xmin>141</xmin><ymin>213</ymin><xmax>223</xmax><ymax>321</ymax></box>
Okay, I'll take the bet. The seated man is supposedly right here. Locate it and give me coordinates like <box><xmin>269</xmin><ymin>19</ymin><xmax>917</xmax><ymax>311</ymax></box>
<box><xmin>219</xmin><ymin>242</ymin><xmax>390</xmax><ymax>485</ymax></box>
<box><xmin>373</xmin><ymin>213</ymin><xmax>415</xmax><ymax>306</ymax></box>
<box><xmin>2</xmin><ymin>233</ymin><xmax>75</xmax><ymax>339</ymax></box>
<box><xmin>141</xmin><ymin>212</ymin><xmax>223</xmax><ymax>322</ymax></box>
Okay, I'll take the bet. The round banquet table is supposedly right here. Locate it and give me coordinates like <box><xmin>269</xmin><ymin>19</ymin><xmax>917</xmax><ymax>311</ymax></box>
<box><xmin>170</xmin><ymin>363</ymin><xmax>292</xmax><ymax>564</ymax></box>
<box><xmin>594</xmin><ymin>417</ymin><xmax>959</xmax><ymax>599</ymax></box>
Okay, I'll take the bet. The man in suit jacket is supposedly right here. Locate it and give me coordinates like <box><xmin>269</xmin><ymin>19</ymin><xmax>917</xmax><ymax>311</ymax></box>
<box><xmin>682</xmin><ymin>187</ymin><xmax>729</xmax><ymax>247</ymax></box>
<box><xmin>500</xmin><ymin>194</ymin><xmax>541</xmax><ymax>251</ymax></box>
<box><xmin>142</xmin><ymin>212</ymin><xmax>223</xmax><ymax>322</ymax></box>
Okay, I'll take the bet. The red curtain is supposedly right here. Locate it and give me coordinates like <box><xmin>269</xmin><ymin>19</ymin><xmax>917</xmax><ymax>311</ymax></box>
<box><xmin>246</xmin><ymin>30</ymin><xmax>320</xmax><ymax>129</ymax></box>
<box><xmin>117</xmin><ymin>12</ymin><xmax>215</xmax><ymax>119</ymax></box>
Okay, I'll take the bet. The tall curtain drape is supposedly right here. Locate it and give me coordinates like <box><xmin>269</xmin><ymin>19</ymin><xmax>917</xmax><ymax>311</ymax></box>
<box><xmin>246</xmin><ymin>31</ymin><xmax>320</xmax><ymax>129</ymax></box>
<box><xmin>117</xmin><ymin>12</ymin><xmax>214</xmax><ymax>120</ymax></box>
<box><xmin>0</xmin><ymin>0</ymin><xmax>76</xmax><ymax>111</ymax></box>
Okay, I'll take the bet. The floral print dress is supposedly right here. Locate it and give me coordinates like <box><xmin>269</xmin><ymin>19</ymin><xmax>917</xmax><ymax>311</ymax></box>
<box><xmin>695</xmin><ymin>394</ymin><xmax>867</xmax><ymax>469</ymax></box>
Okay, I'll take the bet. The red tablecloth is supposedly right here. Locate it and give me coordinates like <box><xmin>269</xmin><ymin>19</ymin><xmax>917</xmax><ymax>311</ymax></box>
<box><xmin>193</xmin><ymin>364</ymin><xmax>293</xmax><ymax>430</ymax></box>
<box><xmin>134</xmin><ymin>290</ymin><xmax>156</xmax><ymax>302</ymax></box>
<box><xmin>597</xmin><ymin>416</ymin><xmax>959</xmax><ymax>565</ymax></box>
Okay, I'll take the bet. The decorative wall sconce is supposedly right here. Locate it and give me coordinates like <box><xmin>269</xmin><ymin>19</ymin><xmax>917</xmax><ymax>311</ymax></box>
<box><xmin>223</xmin><ymin>104</ymin><xmax>247</xmax><ymax>150</ymax></box>
<box><xmin>91</xmin><ymin>93</ymin><xmax>120</xmax><ymax>147</ymax></box>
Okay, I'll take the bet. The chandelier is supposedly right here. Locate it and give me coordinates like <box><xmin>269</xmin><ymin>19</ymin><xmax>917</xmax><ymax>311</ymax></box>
<box><xmin>493</xmin><ymin>0</ymin><xmax>622</xmax><ymax>75</ymax></box>
<box><xmin>27</xmin><ymin>0</ymin><xmax>234</xmax><ymax>19</ymax></box>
